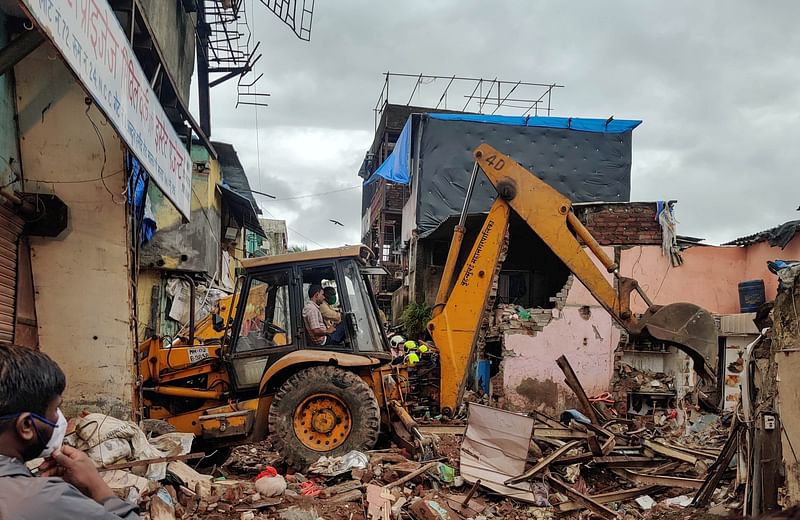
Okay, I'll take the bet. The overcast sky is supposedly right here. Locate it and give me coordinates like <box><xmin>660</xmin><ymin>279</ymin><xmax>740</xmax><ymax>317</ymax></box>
<box><xmin>207</xmin><ymin>1</ymin><xmax>800</xmax><ymax>248</ymax></box>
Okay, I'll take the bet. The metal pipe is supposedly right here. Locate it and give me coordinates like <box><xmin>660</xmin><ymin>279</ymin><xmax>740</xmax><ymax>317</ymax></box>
<box><xmin>433</xmin><ymin>162</ymin><xmax>481</xmax><ymax>316</ymax></box>
<box><xmin>566</xmin><ymin>212</ymin><xmax>618</xmax><ymax>273</ymax></box>
<box><xmin>459</xmin><ymin>162</ymin><xmax>480</xmax><ymax>227</ymax></box>
<box><xmin>143</xmin><ymin>386</ymin><xmax>222</xmax><ymax>400</ymax></box>
<box><xmin>635</xmin><ymin>285</ymin><xmax>654</xmax><ymax>308</ymax></box>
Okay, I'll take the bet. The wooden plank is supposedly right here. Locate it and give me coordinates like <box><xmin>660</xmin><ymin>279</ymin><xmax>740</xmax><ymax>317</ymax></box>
<box><xmin>505</xmin><ymin>440</ymin><xmax>582</xmax><ymax>485</ymax></box>
<box><xmin>102</xmin><ymin>452</ymin><xmax>205</xmax><ymax>470</ymax></box>
<box><xmin>551</xmin><ymin>452</ymin><xmax>595</xmax><ymax>466</ymax></box>
<box><xmin>558</xmin><ymin>485</ymin><xmax>661</xmax><ymax>512</ymax></box>
<box><xmin>616</xmin><ymin>469</ymin><xmax>705</xmax><ymax>490</ymax></box>
<box><xmin>529</xmin><ymin>410</ymin><xmax>565</xmax><ymax>429</ymax></box>
<box><xmin>643</xmin><ymin>439</ymin><xmax>698</xmax><ymax>465</ymax></box>
<box><xmin>591</xmin><ymin>456</ymin><xmax>666</xmax><ymax>468</ymax></box>
<box><xmin>693</xmin><ymin>422</ymin><xmax>742</xmax><ymax>506</ymax></box>
<box><xmin>556</xmin><ymin>355</ymin><xmax>604</xmax><ymax>424</ymax></box>
<box><xmin>534</xmin><ymin>427</ymin><xmax>588</xmax><ymax>439</ymax></box>
<box><xmin>387</xmin><ymin>461</ymin><xmax>437</xmax><ymax>489</ymax></box>
<box><xmin>546</xmin><ymin>476</ymin><xmax>617</xmax><ymax>520</ymax></box>
<box><xmin>587</xmin><ymin>433</ymin><xmax>603</xmax><ymax>456</ymax></box>
<box><xmin>661</xmin><ymin>442</ymin><xmax>721</xmax><ymax>460</ymax></box>
<box><xmin>417</xmin><ymin>425</ymin><xmax>466</xmax><ymax>435</ymax></box>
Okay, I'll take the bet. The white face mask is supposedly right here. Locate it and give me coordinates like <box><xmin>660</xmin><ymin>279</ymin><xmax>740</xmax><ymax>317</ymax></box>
<box><xmin>38</xmin><ymin>409</ymin><xmax>67</xmax><ymax>458</ymax></box>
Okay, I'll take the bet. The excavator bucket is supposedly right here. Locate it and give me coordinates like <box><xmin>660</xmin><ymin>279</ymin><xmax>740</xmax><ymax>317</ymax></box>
<box><xmin>636</xmin><ymin>302</ymin><xmax>719</xmax><ymax>395</ymax></box>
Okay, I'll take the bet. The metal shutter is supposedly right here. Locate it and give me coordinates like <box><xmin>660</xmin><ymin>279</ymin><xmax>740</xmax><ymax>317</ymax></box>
<box><xmin>0</xmin><ymin>204</ymin><xmax>22</xmax><ymax>344</ymax></box>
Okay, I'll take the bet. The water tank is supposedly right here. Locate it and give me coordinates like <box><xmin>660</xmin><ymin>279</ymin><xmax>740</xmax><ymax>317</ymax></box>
<box><xmin>738</xmin><ymin>279</ymin><xmax>766</xmax><ymax>312</ymax></box>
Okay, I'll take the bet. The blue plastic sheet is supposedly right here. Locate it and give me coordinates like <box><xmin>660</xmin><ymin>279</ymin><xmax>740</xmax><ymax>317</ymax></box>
<box><xmin>428</xmin><ymin>113</ymin><xmax>642</xmax><ymax>133</ymax></box>
<box><xmin>363</xmin><ymin>117</ymin><xmax>412</xmax><ymax>186</ymax></box>
<box><xmin>126</xmin><ymin>153</ymin><xmax>156</xmax><ymax>245</ymax></box>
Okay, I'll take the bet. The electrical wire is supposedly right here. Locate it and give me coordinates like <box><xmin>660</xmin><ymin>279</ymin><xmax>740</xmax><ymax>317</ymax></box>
<box><xmin>271</xmin><ymin>184</ymin><xmax>361</xmax><ymax>201</ymax></box>
<box><xmin>192</xmin><ymin>186</ymin><xmax>221</xmax><ymax>244</ymax></box>
<box><xmin>31</xmin><ymin>169</ymin><xmax>125</xmax><ymax>185</ymax></box>
<box><xmin>260</xmin><ymin>205</ymin><xmax>324</xmax><ymax>247</ymax></box>
<box><xmin>84</xmin><ymin>104</ymin><xmax>125</xmax><ymax>204</ymax></box>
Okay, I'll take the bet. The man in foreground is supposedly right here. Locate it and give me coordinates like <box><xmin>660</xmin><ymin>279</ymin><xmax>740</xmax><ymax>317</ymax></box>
<box><xmin>0</xmin><ymin>344</ymin><xmax>139</xmax><ymax>519</ymax></box>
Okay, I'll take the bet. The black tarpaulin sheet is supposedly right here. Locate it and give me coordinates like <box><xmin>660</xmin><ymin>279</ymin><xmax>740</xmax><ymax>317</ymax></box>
<box><xmin>416</xmin><ymin>117</ymin><xmax>635</xmax><ymax>237</ymax></box>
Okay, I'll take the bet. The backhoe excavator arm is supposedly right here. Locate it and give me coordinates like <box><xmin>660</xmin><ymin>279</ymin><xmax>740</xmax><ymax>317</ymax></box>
<box><xmin>429</xmin><ymin>144</ymin><xmax>720</xmax><ymax>414</ymax></box>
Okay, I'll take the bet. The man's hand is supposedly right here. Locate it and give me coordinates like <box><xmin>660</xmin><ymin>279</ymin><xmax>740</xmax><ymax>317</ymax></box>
<box><xmin>326</xmin><ymin>325</ymin><xmax>336</xmax><ymax>334</ymax></box>
<box><xmin>40</xmin><ymin>446</ymin><xmax>114</xmax><ymax>504</ymax></box>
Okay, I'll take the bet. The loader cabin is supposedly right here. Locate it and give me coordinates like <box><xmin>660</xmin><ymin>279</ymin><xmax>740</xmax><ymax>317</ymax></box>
<box><xmin>228</xmin><ymin>245</ymin><xmax>391</xmax><ymax>388</ymax></box>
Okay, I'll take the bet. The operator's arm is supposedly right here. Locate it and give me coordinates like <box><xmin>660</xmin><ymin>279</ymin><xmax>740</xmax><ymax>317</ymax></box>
<box><xmin>303</xmin><ymin>306</ymin><xmax>335</xmax><ymax>340</ymax></box>
<box><xmin>320</xmin><ymin>302</ymin><xmax>342</xmax><ymax>323</ymax></box>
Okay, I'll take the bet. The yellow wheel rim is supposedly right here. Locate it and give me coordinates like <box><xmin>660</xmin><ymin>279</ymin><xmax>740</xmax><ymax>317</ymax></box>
<box><xmin>293</xmin><ymin>393</ymin><xmax>352</xmax><ymax>451</ymax></box>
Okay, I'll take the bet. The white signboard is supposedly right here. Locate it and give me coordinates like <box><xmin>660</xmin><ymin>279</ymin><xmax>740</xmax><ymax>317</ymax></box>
<box><xmin>20</xmin><ymin>0</ymin><xmax>192</xmax><ymax>219</ymax></box>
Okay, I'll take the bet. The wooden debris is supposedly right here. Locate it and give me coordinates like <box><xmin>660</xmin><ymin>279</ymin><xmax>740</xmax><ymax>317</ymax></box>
<box><xmin>693</xmin><ymin>422</ymin><xmax>742</xmax><ymax>506</ymax></box>
<box><xmin>366</xmin><ymin>483</ymin><xmax>392</xmax><ymax>520</ymax></box>
<box><xmin>101</xmin><ymin>452</ymin><xmax>205</xmax><ymax>470</ymax></box>
<box><xmin>387</xmin><ymin>460</ymin><xmax>438</xmax><ymax>488</ymax></box>
<box><xmin>615</xmin><ymin>468</ymin><xmax>705</xmax><ymax>489</ymax></box>
<box><xmin>321</xmin><ymin>479</ymin><xmax>363</xmax><ymax>498</ymax></box>
<box><xmin>558</xmin><ymin>485</ymin><xmax>663</xmax><ymax>512</ymax></box>
<box><xmin>556</xmin><ymin>354</ymin><xmax>604</xmax><ymax>424</ymax></box>
<box><xmin>546</xmin><ymin>475</ymin><xmax>617</xmax><ymax>520</ymax></box>
<box><xmin>506</xmin><ymin>440</ymin><xmax>581</xmax><ymax>485</ymax></box>
<box><xmin>323</xmin><ymin>488</ymin><xmax>363</xmax><ymax>504</ymax></box>
<box><xmin>643</xmin><ymin>439</ymin><xmax>699</xmax><ymax>465</ymax></box>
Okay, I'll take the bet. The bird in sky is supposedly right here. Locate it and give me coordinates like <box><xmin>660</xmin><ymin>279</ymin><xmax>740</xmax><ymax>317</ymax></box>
<box><xmin>329</xmin><ymin>219</ymin><xmax>344</xmax><ymax>226</ymax></box>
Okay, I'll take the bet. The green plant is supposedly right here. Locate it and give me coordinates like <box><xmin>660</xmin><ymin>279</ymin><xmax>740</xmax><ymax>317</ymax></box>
<box><xmin>400</xmin><ymin>302</ymin><xmax>432</xmax><ymax>340</ymax></box>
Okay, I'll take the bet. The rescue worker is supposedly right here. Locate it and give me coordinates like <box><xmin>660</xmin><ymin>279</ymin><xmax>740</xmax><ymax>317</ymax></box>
<box><xmin>403</xmin><ymin>340</ymin><xmax>421</xmax><ymax>365</ymax></box>
<box><xmin>389</xmin><ymin>334</ymin><xmax>405</xmax><ymax>359</ymax></box>
<box><xmin>0</xmin><ymin>344</ymin><xmax>139</xmax><ymax>519</ymax></box>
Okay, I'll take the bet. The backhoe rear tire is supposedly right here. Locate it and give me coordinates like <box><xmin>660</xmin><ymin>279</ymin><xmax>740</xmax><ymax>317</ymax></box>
<box><xmin>268</xmin><ymin>366</ymin><xmax>380</xmax><ymax>469</ymax></box>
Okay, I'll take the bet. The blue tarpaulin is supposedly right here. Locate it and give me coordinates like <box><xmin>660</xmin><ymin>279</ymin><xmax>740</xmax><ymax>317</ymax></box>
<box><xmin>126</xmin><ymin>153</ymin><xmax>157</xmax><ymax>245</ymax></box>
<box><xmin>363</xmin><ymin>117</ymin><xmax>411</xmax><ymax>186</ymax></box>
<box><xmin>363</xmin><ymin>114</ymin><xmax>642</xmax><ymax>187</ymax></box>
<box><xmin>428</xmin><ymin>113</ymin><xmax>642</xmax><ymax>133</ymax></box>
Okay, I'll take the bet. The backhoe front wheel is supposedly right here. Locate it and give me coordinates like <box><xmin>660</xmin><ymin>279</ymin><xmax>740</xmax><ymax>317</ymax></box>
<box><xmin>268</xmin><ymin>366</ymin><xmax>380</xmax><ymax>469</ymax></box>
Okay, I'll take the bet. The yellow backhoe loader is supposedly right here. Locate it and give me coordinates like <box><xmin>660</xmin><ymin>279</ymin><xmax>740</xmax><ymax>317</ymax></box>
<box><xmin>137</xmin><ymin>144</ymin><xmax>719</xmax><ymax>468</ymax></box>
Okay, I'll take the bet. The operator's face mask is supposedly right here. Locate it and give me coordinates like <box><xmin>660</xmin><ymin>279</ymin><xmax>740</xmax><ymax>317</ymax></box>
<box><xmin>33</xmin><ymin>409</ymin><xmax>67</xmax><ymax>458</ymax></box>
<box><xmin>0</xmin><ymin>408</ymin><xmax>67</xmax><ymax>459</ymax></box>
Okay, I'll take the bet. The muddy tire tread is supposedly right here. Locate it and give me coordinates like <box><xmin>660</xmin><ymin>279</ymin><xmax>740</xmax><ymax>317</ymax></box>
<box><xmin>268</xmin><ymin>365</ymin><xmax>380</xmax><ymax>469</ymax></box>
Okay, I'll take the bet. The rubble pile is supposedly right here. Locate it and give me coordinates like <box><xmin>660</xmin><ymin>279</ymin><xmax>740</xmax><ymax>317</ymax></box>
<box><xmin>492</xmin><ymin>304</ymin><xmax>556</xmax><ymax>334</ymax></box>
<box><xmin>51</xmin><ymin>354</ymin><xmax>741</xmax><ymax>519</ymax></box>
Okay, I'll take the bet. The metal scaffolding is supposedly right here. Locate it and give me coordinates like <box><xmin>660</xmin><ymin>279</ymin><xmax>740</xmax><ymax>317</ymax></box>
<box><xmin>195</xmin><ymin>0</ymin><xmax>315</xmax><ymax>135</ymax></box>
<box><xmin>373</xmin><ymin>72</ymin><xmax>564</xmax><ymax>130</ymax></box>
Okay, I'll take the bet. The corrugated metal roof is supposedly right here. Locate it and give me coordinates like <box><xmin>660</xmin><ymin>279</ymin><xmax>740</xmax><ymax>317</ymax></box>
<box><xmin>211</xmin><ymin>141</ymin><xmax>261</xmax><ymax>213</ymax></box>
<box><xmin>719</xmin><ymin>313</ymin><xmax>759</xmax><ymax>336</ymax></box>
<box><xmin>722</xmin><ymin>220</ymin><xmax>800</xmax><ymax>248</ymax></box>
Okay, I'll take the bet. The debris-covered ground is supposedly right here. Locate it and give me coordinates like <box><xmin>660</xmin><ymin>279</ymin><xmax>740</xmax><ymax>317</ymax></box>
<box><xmin>51</xmin><ymin>394</ymin><xmax>742</xmax><ymax>520</ymax></box>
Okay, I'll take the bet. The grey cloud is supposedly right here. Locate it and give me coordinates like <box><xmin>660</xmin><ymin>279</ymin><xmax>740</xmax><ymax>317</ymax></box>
<box><xmin>211</xmin><ymin>0</ymin><xmax>800</xmax><ymax>246</ymax></box>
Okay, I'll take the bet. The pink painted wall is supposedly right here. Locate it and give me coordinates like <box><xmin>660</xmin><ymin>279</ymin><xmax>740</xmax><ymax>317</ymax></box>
<box><xmin>619</xmin><ymin>235</ymin><xmax>800</xmax><ymax>315</ymax></box>
<box><xmin>620</xmin><ymin>245</ymin><xmax>746</xmax><ymax>314</ymax></box>
<box><xmin>499</xmin><ymin>234</ymin><xmax>799</xmax><ymax>413</ymax></box>
<box><xmin>502</xmin><ymin>307</ymin><xmax>620</xmax><ymax>415</ymax></box>
<box><xmin>564</xmin><ymin>246</ymin><xmax>616</xmax><ymax>307</ymax></box>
